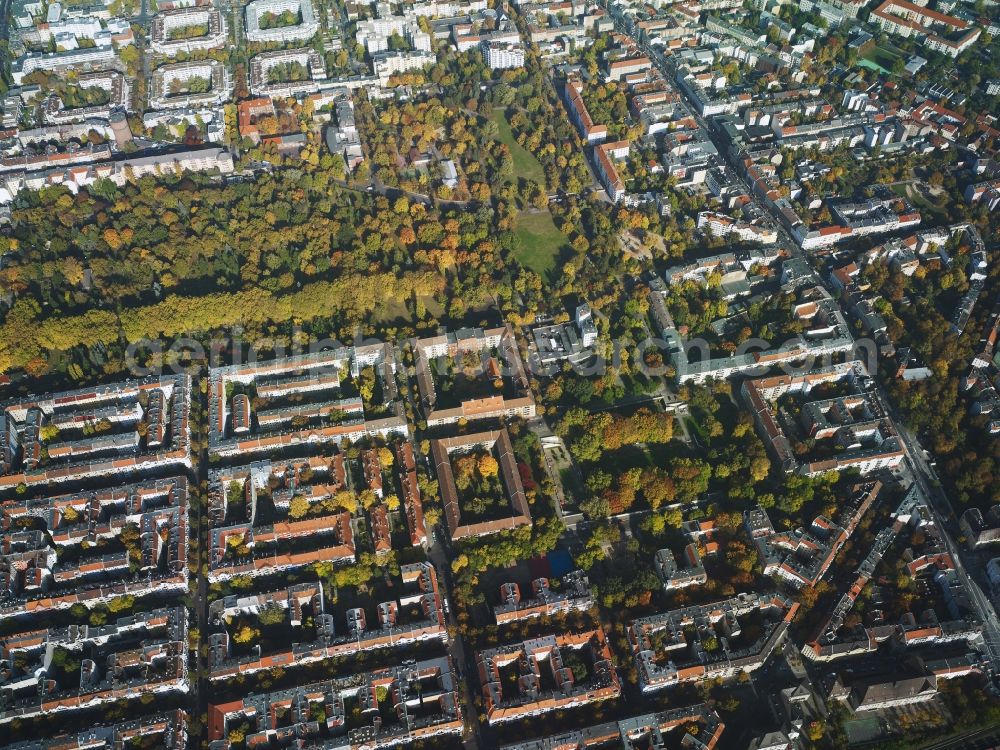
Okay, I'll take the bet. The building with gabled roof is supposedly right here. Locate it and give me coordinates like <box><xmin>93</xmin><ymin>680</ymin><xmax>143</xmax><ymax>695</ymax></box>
<box><xmin>493</xmin><ymin>570</ymin><xmax>594</xmax><ymax>624</ymax></box>
<box><xmin>0</xmin><ymin>607</ymin><xmax>188</xmax><ymax>723</ymax></box>
<box><xmin>413</xmin><ymin>326</ymin><xmax>535</xmax><ymax>427</ymax></box>
<box><xmin>742</xmin><ymin>361</ymin><xmax>904</xmax><ymax>476</ymax></box>
<box><xmin>3</xmin><ymin>710</ymin><xmax>188</xmax><ymax>750</ymax></box>
<box><xmin>871</xmin><ymin>0</ymin><xmax>980</xmax><ymax>57</ymax></box>
<box><xmin>629</xmin><ymin>593</ymin><xmax>798</xmax><ymax>692</ymax></box>
<box><xmin>1</xmin><ymin>476</ymin><xmax>189</xmax><ymax>617</ymax></box>
<box><xmin>498</xmin><ymin>703</ymin><xmax>725</xmax><ymax>750</ymax></box>
<box><xmin>850</xmin><ymin>674</ymin><xmax>938</xmax><ymax>712</ymax></box>
<box><xmin>477</xmin><ymin>628</ymin><xmax>620</xmax><ymax>724</ymax></box>
<box><xmin>208</xmin><ymin>654</ymin><xmax>462</xmax><ymax>749</ymax></box>
<box><xmin>395</xmin><ymin>440</ymin><xmax>427</xmax><ymax>546</ymax></box>
<box><xmin>206</xmin><ymin>564</ymin><xmax>447</xmax><ymax>680</ymax></box>
<box><xmin>0</xmin><ymin>375</ymin><xmax>191</xmax><ymax>492</ymax></box>
<box><xmin>432</xmin><ymin>429</ymin><xmax>531</xmax><ymax>541</ymax></box>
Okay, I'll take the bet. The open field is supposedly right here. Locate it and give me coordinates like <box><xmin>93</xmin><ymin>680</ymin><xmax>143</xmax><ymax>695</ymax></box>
<box><xmin>860</xmin><ymin>44</ymin><xmax>904</xmax><ymax>75</ymax></box>
<box><xmin>490</xmin><ymin>107</ymin><xmax>546</xmax><ymax>186</ymax></box>
<box><xmin>513</xmin><ymin>210</ymin><xmax>566</xmax><ymax>279</ymax></box>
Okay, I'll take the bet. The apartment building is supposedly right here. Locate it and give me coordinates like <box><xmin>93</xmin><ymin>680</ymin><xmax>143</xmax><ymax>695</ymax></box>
<box><xmin>482</xmin><ymin>40</ymin><xmax>526</xmax><ymax>69</ymax></box>
<box><xmin>207</xmin><ymin>345</ymin><xmax>405</xmax><ymax>459</ymax></box>
<box><xmin>207</xmin><ymin>564</ymin><xmax>446</xmax><ymax>679</ymax></box>
<box><xmin>413</xmin><ymin>326</ymin><xmax>535</xmax><ymax>427</ymax></box>
<box><xmin>803</xmin><ymin>488</ymin><xmax>982</xmax><ymax>661</ymax></box>
<box><xmin>499</xmin><ymin>704</ymin><xmax>725</xmax><ymax>750</ymax></box>
<box><xmin>356</xmin><ymin>0</ymin><xmax>490</xmax><ymax>53</ymax></box>
<box><xmin>0</xmin><ymin>134</ymin><xmax>233</xmax><ymax>195</ymax></box>
<box><xmin>206</xmin><ymin>458</ymin><xmax>360</xmax><ymax>581</ymax></box>
<box><xmin>43</xmin><ymin>70</ymin><xmax>130</xmax><ymax>124</ymax></box>
<box><xmin>244</xmin><ymin>0</ymin><xmax>318</xmax><ymax>43</ymax></box>
<box><xmin>432</xmin><ymin>429</ymin><xmax>532</xmax><ymax>541</ymax></box>
<box><xmin>208</xmin><ymin>655</ymin><xmax>463</xmax><ymax>749</ymax></box>
<box><xmin>742</xmin><ymin>361</ymin><xmax>904</xmax><ymax>476</ymax></box>
<box><xmin>452</xmin><ymin>13</ymin><xmax>520</xmax><ymax>52</ymax></box>
<box><xmin>477</xmin><ymin>628</ymin><xmax>620</xmax><ymax>723</ymax></box>
<box><xmin>0</xmin><ymin>607</ymin><xmax>188</xmax><ymax>723</ymax></box>
<box><xmin>960</xmin><ymin>505</ymin><xmax>1000</xmax><ymax>549</ymax></box>
<box><xmin>654</xmin><ymin>544</ymin><xmax>708</xmax><ymax>591</ymax></box>
<box><xmin>594</xmin><ymin>140</ymin><xmax>630</xmax><ymax>202</ymax></box>
<box><xmin>1</xmin><ymin>476</ymin><xmax>189</xmax><ymax>616</ymax></box>
<box><xmin>871</xmin><ymin>0</ymin><xmax>980</xmax><ymax>58</ymax></box>
<box><xmin>151</xmin><ymin>6</ymin><xmax>227</xmax><ymax>54</ymax></box>
<box><xmin>493</xmin><ymin>570</ymin><xmax>594</xmax><ymax>624</ymax></box>
<box><xmin>629</xmin><ymin>593</ymin><xmax>798</xmax><ymax>692</ymax></box>
<box><xmin>356</xmin><ymin>9</ymin><xmax>431</xmax><ymax>52</ymax></box>
<box><xmin>563</xmin><ymin>78</ymin><xmax>608</xmax><ymax>143</ymax></box>
<box><xmin>373</xmin><ymin>50</ymin><xmax>437</xmax><ymax>85</ymax></box>
<box><xmin>787</xmin><ymin>197</ymin><xmax>921</xmax><ymax>251</ymax></box>
<box><xmin>4</xmin><ymin>711</ymin><xmax>188</xmax><ymax>750</ymax></box>
<box><xmin>150</xmin><ymin>59</ymin><xmax>231</xmax><ymax>110</ymax></box>
<box><xmin>11</xmin><ymin>46</ymin><xmax>117</xmax><ymax>85</ymax></box>
<box><xmin>676</xmin><ymin>68</ymin><xmax>753</xmax><ymax>117</ymax></box>
<box><xmin>965</xmin><ymin>178</ymin><xmax>1000</xmax><ymax>210</ymax></box>
<box><xmin>663</xmin><ymin>246</ymin><xmax>783</xmax><ymax>287</ymax></box>
<box><xmin>247</xmin><ymin>47</ymin><xmax>326</xmax><ymax>97</ymax></box>
<box><xmin>0</xmin><ymin>375</ymin><xmax>191</xmax><ymax>491</ymax></box>
<box><xmin>606</xmin><ymin>55</ymin><xmax>652</xmax><ymax>81</ymax></box>
<box><xmin>697</xmin><ymin>210</ymin><xmax>778</xmax><ymax>244</ymax></box>
<box><xmin>668</xmin><ymin>287</ymin><xmax>854</xmax><ymax>385</ymax></box>
<box><xmin>803</xmin><ymin>487</ymin><xmax>931</xmax><ymax>660</ymax></box>
<box><xmin>851</xmin><ymin>675</ymin><xmax>938</xmax><ymax>712</ymax></box>
<box><xmin>396</xmin><ymin>440</ymin><xmax>428</xmax><ymax>546</ymax></box>
<box><xmin>747</xmin><ymin>483</ymin><xmax>881</xmax><ymax>589</ymax></box>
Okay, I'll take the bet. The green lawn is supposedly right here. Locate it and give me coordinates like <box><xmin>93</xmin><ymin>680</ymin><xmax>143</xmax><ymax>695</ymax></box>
<box><xmin>490</xmin><ymin>108</ymin><xmax>546</xmax><ymax>186</ymax></box>
<box><xmin>513</xmin><ymin>210</ymin><xmax>566</xmax><ymax>279</ymax></box>
<box><xmin>861</xmin><ymin>45</ymin><xmax>901</xmax><ymax>75</ymax></box>
<box><xmin>858</xmin><ymin>58</ymin><xmax>890</xmax><ymax>75</ymax></box>
<box><xmin>372</xmin><ymin>295</ymin><xmax>443</xmax><ymax>323</ymax></box>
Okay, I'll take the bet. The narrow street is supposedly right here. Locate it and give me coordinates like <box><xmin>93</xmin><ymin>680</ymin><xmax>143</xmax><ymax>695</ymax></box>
<box><xmin>193</xmin><ymin>373</ymin><xmax>211</xmax><ymax>735</ymax></box>
<box><xmin>426</xmin><ymin>535</ymin><xmax>483</xmax><ymax>750</ymax></box>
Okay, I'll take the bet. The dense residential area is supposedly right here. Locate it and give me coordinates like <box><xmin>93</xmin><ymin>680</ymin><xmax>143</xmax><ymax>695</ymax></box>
<box><xmin>3</xmin><ymin>0</ymin><xmax>1000</xmax><ymax>747</ymax></box>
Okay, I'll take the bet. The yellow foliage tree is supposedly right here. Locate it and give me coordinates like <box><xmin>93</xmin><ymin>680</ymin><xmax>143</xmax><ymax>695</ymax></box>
<box><xmin>478</xmin><ymin>454</ymin><xmax>499</xmax><ymax>479</ymax></box>
<box><xmin>289</xmin><ymin>496</ymin><xmax>311</xmax><ymax>519</ymax></box>
<box><xmin>378</xmin><ymin>446</ymin><xmax>395</xmax><ymax>469</ymax></box>
<box><xmin>333</xmin><ymin>491</ymin><xmax>358</xmax><ymax>514</ymax></box>
<box><xmin>232</xmin><ymin>624</ymin><xmax>259</xmax><ymax>644</ymax></box>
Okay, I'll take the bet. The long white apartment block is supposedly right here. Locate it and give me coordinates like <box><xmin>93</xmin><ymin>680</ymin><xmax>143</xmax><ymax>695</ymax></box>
<box><xmin>11</xmin><ymin>46</ymin><xmax>117</xmax><ymax>85</ymax></box>
<box><xmin>483</xmin><ymin>40</ymin><xmax>525</xmax><ymax>69</ymax></box>
<box><xmin>149</xmin><ymin>59</ymin><xmax>232</xmax><ymax>110</ymax></box>
<box><xmin>248</xmin><ymin>47</ymin><xmax>327</xmax><ymax>97</ymax></box>
<box><xmin>151</xmin><ymin>6</ymin><xmax>228</xmax><ymax>54</ymax></box>
<box><xmin>244</xmin><ymin>0</ymin><xmax>318</xmax><ymax>43</ymax></box>
<box><xmin>0</xmin><ymin>148</ymin><xmax>235</xmax><ymax>206</ymax></box>
<box><xmin>372</xmin><ymin>50</ymin><xmax>437</xmax><ymax>85</ymax></box>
